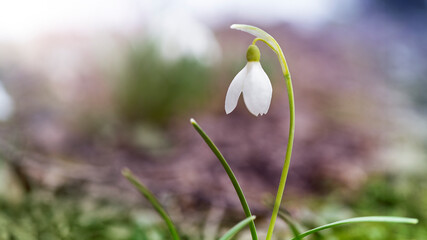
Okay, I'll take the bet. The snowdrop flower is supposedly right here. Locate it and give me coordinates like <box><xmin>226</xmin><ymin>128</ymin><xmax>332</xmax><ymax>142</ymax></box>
<box><xmin>225</xmin><ymin>45</ymin><xmax>272</xmax><ymax>116</ymax></box>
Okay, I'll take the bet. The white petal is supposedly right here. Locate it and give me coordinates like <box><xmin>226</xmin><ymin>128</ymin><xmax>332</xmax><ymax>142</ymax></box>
<box><xmin>225</xmin><ymin>64</ymin><xmax>247</xmax><ymax>114</ymax></box>
<box><xmin>242</xmin><ymin>62</ymin><xmax>272</xmax><ymax>116</ymax></box>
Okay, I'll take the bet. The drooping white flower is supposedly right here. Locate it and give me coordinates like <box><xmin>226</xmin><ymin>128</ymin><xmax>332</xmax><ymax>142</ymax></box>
<box><xmin>225</xmin><ymin>45</ymin><xmax>272</xmax><ymax>116</ymax></box>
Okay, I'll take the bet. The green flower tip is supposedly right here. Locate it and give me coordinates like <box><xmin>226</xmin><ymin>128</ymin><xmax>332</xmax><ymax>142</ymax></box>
<box><xmin>190</xmin><ymin>118</ymin><xmax>197</xmax><ymax>125</ymax></box>
<box><xmin>246</xmin><ymin>45</ymin><xmax>260</xmax><ymax>62</ymax></box>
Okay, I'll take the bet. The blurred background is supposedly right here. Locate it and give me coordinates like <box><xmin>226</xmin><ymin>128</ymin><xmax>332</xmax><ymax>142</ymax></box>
<box><xmin>0</xmin><ymin>0</ymin><xmax>426</xmax><ymax>239</ymax></box>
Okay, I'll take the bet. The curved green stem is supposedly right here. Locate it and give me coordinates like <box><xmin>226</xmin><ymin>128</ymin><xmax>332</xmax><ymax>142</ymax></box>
<box><xmin>191</xmin><ymin>119</ymin><xmax>258</xmax><ymax>240</ymax></box>
<box><xmin>231</xmin><ymin>24</ymin><xmax>295</xmax><ymax>240</ymax></box>
<box><xmin>122</xmin><ymin>168</ymin><xmax>181</xmax><ymax>240</ymax></box>
<box><xmin>266</xmin><ymin>71</ymin><xmax>294</xmax><ymax>240</ymax></box>
<box><xmin>289</xmin><ymin>216</ymin><xmax>418</xmax><ymax>240</ymax></box>
<box><xmin>219</xmin><ymin>216</ymin><xmax>256</xmax><ymax>240</ymax></box>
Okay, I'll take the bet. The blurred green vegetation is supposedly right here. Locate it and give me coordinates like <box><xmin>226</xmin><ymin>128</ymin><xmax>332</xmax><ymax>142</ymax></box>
<box><xmin>0</xmin><ymin>193</ymin><xmax>173</xmax><ymax>240</ymax></box>
<box><xmin>304</xmin><ymin>175</ymin><xmax>427</xmax><ymax>240</ymax></box>
<box><xmin>0</xmin><ymin>152</ymin><xmax>424</xmax><ymax>239</ymax></box>
<box><xmin>116</xmin><ymin>44</ymin><xmax>213</xmax><ymax>127</ymax></box>
<box><xmin>0</xmin><ymin>174</ymin><xmax>424</xmax><ymax>240</ymax></box>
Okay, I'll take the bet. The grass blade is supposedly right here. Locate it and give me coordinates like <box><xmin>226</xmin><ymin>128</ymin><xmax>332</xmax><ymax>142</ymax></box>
<box><xmin>290</xmin><ymin>216</ymin><xmax>418</xmax><ymax>240</ymax></box>
<box><xmin>277</xmin><ymin>210</ymin><xmax>302</xmax><ymax>240</ymax></box>
<box><xmin>219</xmin><ymin>216</ymin><xmax>256</xmax><ymax>240</ymax></box>
<box><xmin>122</xmin><ymin>168</ymin><xmax>181</xmax><ymax>240</ymax></box>
<box><xmin>190</xmin><ymin>118</ymin><xmax>258</xmax><ymax>240</ymax></box>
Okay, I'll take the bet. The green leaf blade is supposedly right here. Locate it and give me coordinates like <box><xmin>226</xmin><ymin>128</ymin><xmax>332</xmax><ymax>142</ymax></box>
<box><xmin>277</xmin><ymin>210</ymin><xmax>302</xmax><ymax>240</ymax></box>
<box><xmin>290</xmin><ymin>216</ymin><xmax>418</xmax><ymax>240</ymax></box>
<box><xmin>190</xmin><ymin>118</ymin><xmax>258</xmax><ymax>240</ymax></box>
<box><xmin>122</xmin><ymin>168</ymin><xmax>181</xmax><ymax>240</ymax></box>
<box><xmin>219</xmin><ymin>216</ymin><xmax>256</xmax><ymax>240</ymax></box>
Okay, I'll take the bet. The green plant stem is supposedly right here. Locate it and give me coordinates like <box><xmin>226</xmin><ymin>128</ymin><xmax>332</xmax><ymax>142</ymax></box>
<box><xmin>122</xmin><ymin>168</ymin><xmax>181</xmax><ymax>240</ymax></box>
<box><xmin>253</xmin><ymin>36</ymin><xmax>295</xmax><ymax>240</ymax></box>
<box><xmin>191</xmin><ymin>119</ymin><xmax>258</xmax><ymax>240</ymax></box>
<box><xmin>231</xmin><ymin>24</ymin><xmax>295</xmax><ymax>240</ymax></box>
<box><xmin>230</xmin><ymin>24</ymin><xmax>296</xmax><ymax>239</ymax></box>
<box><xmin>289</xmin><ymin>216</ymin><xmax>419</xmax><ymax>240</ymax></box>
<box><xmin>219</xmin><ymin>216</ymin><xmax>256</xmax><ymax>240</ymax></box>
<box><xmin>230</xmin><ymin>24</ymin><xmax>296</xmax><ymax>240</ymax></box>
<box><xmin>266</xmin><ymin>73</ymin><xmax>294</xmax><ymax>240</ymax></box>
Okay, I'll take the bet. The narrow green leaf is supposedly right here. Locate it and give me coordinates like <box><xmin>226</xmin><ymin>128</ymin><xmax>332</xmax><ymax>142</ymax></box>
<box><xmin>290</xmin><ymin>216</ymin><xmax>418</xmax><ymax>240</ymax></box>
<box><xmin>190</xmin><ymin>118</ymin><xmax>258</xmax><ymax>240</ymax></box>
<box><xmin>277</xmin><ymin>210</ymin><xmax>302</xmax><ymax>240</ymax></box>
<box><xmin>219</xmin><ymin>216</ymin><xmax>256</xmax><ymax>240</ymax></box>
<box><xmin>122</xmin><ymin>168</ymin><xmax>181</xmax><ymax>240</ymax></box>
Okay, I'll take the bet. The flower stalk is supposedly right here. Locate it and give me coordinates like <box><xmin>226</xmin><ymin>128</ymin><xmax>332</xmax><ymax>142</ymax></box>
<box><xmin>230</xmin><ymin>24</ymin><xmax>295</xmax><ymax>240</ymax></box>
